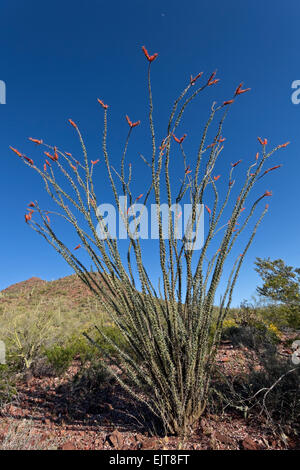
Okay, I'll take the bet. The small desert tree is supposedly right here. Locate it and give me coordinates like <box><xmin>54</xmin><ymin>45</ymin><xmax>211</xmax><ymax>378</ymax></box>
<box><xmin>255</xmin><ymin>257</ymin><xmax>300</xmax><ymax>328</ymax></box>
<box><xmin>10</xmin><ymin>46</ymin><xmax>290</xmax><ymax>434</ymax></box>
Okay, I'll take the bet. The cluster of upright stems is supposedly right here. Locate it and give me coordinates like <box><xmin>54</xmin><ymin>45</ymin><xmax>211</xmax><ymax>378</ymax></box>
<box><xmin>12</xmin><ymin>46</ymin><xmax>289</xmax><ymax>434</ymax></box>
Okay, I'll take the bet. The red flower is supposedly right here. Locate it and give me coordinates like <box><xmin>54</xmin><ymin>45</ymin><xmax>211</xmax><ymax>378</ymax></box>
<box><xmin>218</xmin><ymin>136</ymin><xmax>226</xmax><ymax>143</ymax></box>
<box><xmin>91</xmin><ymin>159</ymin><xmax>100</xmax><ymax>165</ymax></box>
<box><xmin>24</xmin><ymin>156</ymin><xmax>34</xmax><ymax>165</ymax></box>
<box><xmin>65</xmin><ymin>152</ymin><xmax>72</xmax><ymax>157</ymax></box>
<box><xmin>207</xmin><ymin>71</ymin><xmax>219</xmax><ymax>86</ymax></box>
<box><xmin>45</xmin><ymin>160</ymin><xmax>51</xmax><ymax>167</ymax></box>
<box><xmin>278</xmin><ymin>141</ymin><xmax>290</xmax><ymax>148</ymax></box>
<box><xmin>44</xmin><ymin>163</ymin><xmax>47</xmax><ymax>172</ymax></box>
<box><xmin>213</xmin><ymin>175</ymin><xmax>221</xmax><ymax>181</ymax></box>
<box><xmin>53</xmin><ymin>147</ymin><xmax>59</xmax><ymax>161</ymax></box>
<box><xmin>135</xmin><ymin>194</ymin><xmax>143</xmax><ymax>201</ymax></box>
<box><xmin>262</xmin><ymin>165</ymin><xmax>282</xmax><ymax>176</ymax></box>
<box><xmin>68</xmin><ymin>119</ymin><xmax>77</xmax><ymax>129</ymax></box>
<box><xmin>74</xmin><ymin>244</ymin><xmax>81</xmax><ymax>250</ymax></box>
<box><xmin>172</xmin><ymin>133</ymin><xmax>187</xmax><ymax>144</ymax></box>
<box><xmin>70</xmin><ymin>163</ymin><xmax>77</xmax><ymax>171</ymax></box>
<box><xmin>28</xmin><ymin>137</ymin><xmax>43</xmax><ymax>145</ymax></box>
<box><xmin>28</xmin><ymin>202</ymin><xmax>35</xmax><ymax>208</ymax></box>
<box><xmin>142</xmin><ymin>46</ymin><xmax>158</xmax><ymax>62</ymax></box>
<box><xmin>46</xmin><ymin>215</ymin><xmax>50</xmax><ymax>224</ymax></box>
<box><xmin>44</xmin><ymin>151</ymin><xmax>57</xmax><ymax>162</ymax></box>
<box><xmin>234</xmin><ymin>83</ymin><xmax>251</xmax><ymax>96</ymax></box>
<box><xmin>223</xmin><ymin>99</ymin><xmax>234</xmax><ymax>106</ymax></box>
<box><xmin>190</xmin><ymin>72</ymin><xmax>203</xmax><ymax>85</ymax></box>
<box><xmin>265</xmin><ymin>204</ymin><xmax>269</xmax><ymax>209</ymax></box>
<box><xmin>258</xmin><ymin>137</ymin><xmax>268</xmax><ymax>145</ymax></box>
<box><xmin>231</xmin><ymin>159</ymin><xmax>242</xmax><ymax>168</ymax></box>
<box><xmin>126</xmin><ymin>115</ymin><xmax>140</xmax><ymax>128</ymax></box>
<box><xmin>263</xmin><ymin>190</ymin><xmax>272</xmax><ymax>197</ymax></box>
<box><xmin>97</xmin><ymin>98</ymin><xmax>108</xmax><ymax>109</ymax></box>
<box><xmin>185</xmin><ymin>166</ymin><xmax>192</xmax><ymax>175</ymax></box>
<box><xmin>208</xmin><ymin>79</ymin><xmax>220</xmax><ymax>86</ymax></box>
<box><xmin>205</xmin><ymin>205</ymin><xmax>211</xmax><ymax>215</ymax></box>
<box><xmin>255</xmin><ymin>152</ymin><xmax>259</xmax><ymax>160</ymax></box>
<box><xmin>10</xmin><ymin>147</ymin><xmax>23</xmax><ymax>157</ymax></box>
<box><xmin>207</xmin><ymin>142</ymin><xmax>217</xmax><ymax>148</ymax></box>
<box><xmin>25</xmin><ymin>213</ymin><xmax>32</xmax><ymax>223</ymax></box>
<box><xmin>208</xmin><ymin>71</ymin><xmax>216</xmax><ymax>81</ymax></box>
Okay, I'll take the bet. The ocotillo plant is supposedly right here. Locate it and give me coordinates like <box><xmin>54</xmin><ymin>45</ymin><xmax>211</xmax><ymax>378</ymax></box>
<box><xmin>11</xmin><ymin>46</ymin><xmax>289</xmax><ymax>434</ymax></box>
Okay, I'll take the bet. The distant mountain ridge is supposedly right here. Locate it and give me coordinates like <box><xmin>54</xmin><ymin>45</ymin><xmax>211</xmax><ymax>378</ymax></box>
<box><xmin>2</xmin><ymin>277</ymin><xmax>46</xmax><ymax>295</ymax></box>
<box><xmin>0</xmin><ymin>274</ymin><xmax>104</xmax><ymax>314</ymax></box>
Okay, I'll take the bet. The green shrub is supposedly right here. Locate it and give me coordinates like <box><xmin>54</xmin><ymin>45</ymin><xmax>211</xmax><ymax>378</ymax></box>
<box><xmin>2</xmin><ymin>309</ymin><xmax>55</xmax><ymax>369</ymax></box>
<box><xmin>43</xmin><ymin>344</ymin><xmax>74</xmax><ymax>375</ymax></box>
<box><xmin>71</xmin><ymin>359</ymin><xmax>112</xmax><ymax>393</ymax></box>
<box><xmin>0</xmin><ymin>364</ymin><xmax>17</xmax><ymax>407</ymax></box>
<box><xmin>259</xmin><ymin>304</ymin><xmax>300</xmax><ymax>330</ymax></box>
<box><xmin>222</xmin><ymin>323</ymin><xmax>280</xmax><ymax>348</ymax></box>
<box><xmin>43</xmin><ymin>324</ymin><xmax>130</xmax><ymax>375</ymax></box>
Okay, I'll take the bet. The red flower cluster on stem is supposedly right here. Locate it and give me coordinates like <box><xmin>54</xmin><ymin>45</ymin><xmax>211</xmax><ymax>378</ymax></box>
<box><xmin>205</xmin><ymin>205</ymin><xmax>211</xmax><ymax>215</ymax></box>
<box><xmin>262</xmin><ymin>165</ymin><xmax>282</xmax><ymax>176</ymax></box>
<box><xmin>126</xmin><ymin>115</ymin><xmax>140</xmax><ymax>128</ymax></box>
<box><xmin>223</xmin><ymin>99</ymin><xmax>234</xmax><ymax>106</ymax></box>
<box><xmin>207</xmin><ymin>71</ymin><xmax>219</xmax><ymax>86</ymax></box>
<box><xmin>25</xmin><ymin>209</ymin><xmax>34</xmax><ymax>223</ymax></box>
<box><xmin>44</xmin><ymin>151</ymin><xmax>58</xmax><ymax>162</ymax></box>
<box><xmin>10</xmin><ymin>147</ymin><xmax>22</xmax><ymax>157</ymax></box>
<box><xmin>172</xmin><ymin>133</ymin><xmax>187</xmax><ymax>144</ymax></box>
<box><xmin>68</xmin><ymin>119</ymin><xmax>77</xmax><ymax>129</ymax></box>
<box><xmin>278</xmin><ymin>141</ymin><xmax>290</xmax><ymax>148</ymax></box>
<box><xmin>97</xmin><ymin>98</ymin><xmax>108</xmax><ymax>109</ymax></box>
<box><xmin>190</xmin><ymin>72</ymin><xmax>203</xmax><ymax>86</ymax></box>
<box><xmin>23</xmin><ymin>156</ymin><xmax>34</xmax><ymax>165</ymax></box>
<box><xmin>29</xmin><ymin>137</ymin><xmax>43</xmax><ymax>145</ymax></box>
<box><xmin>235</xmin><ymin>83</ymin><xmax>251</xmax><ymax>96</ymax></box>
<box><xmin>258</xmin><ymin>137</ymin><xmax>268</xmax><ymax>146</ymax></box>
<box><xmin>10</xmin><ymin>146</ymin><xmax>34</xmax><ymax>165</ymax></box>
<box><xmin>142</xmin><ymin>46</ymin><xmax>158</xmax><ymax>63</ymax></box>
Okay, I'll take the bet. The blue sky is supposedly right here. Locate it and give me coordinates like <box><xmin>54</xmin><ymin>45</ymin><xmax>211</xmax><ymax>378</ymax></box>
<box><xmin>1</xmin><ymin>0</ymin><xmax>299</xmax><ymax>306</ymax></box>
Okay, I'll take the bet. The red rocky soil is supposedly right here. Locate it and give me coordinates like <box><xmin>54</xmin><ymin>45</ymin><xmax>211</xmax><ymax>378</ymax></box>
<box><xmin>0</xmin><ymin>341</ymin><xmax>299</xmax><ymax>451</ymax></box>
